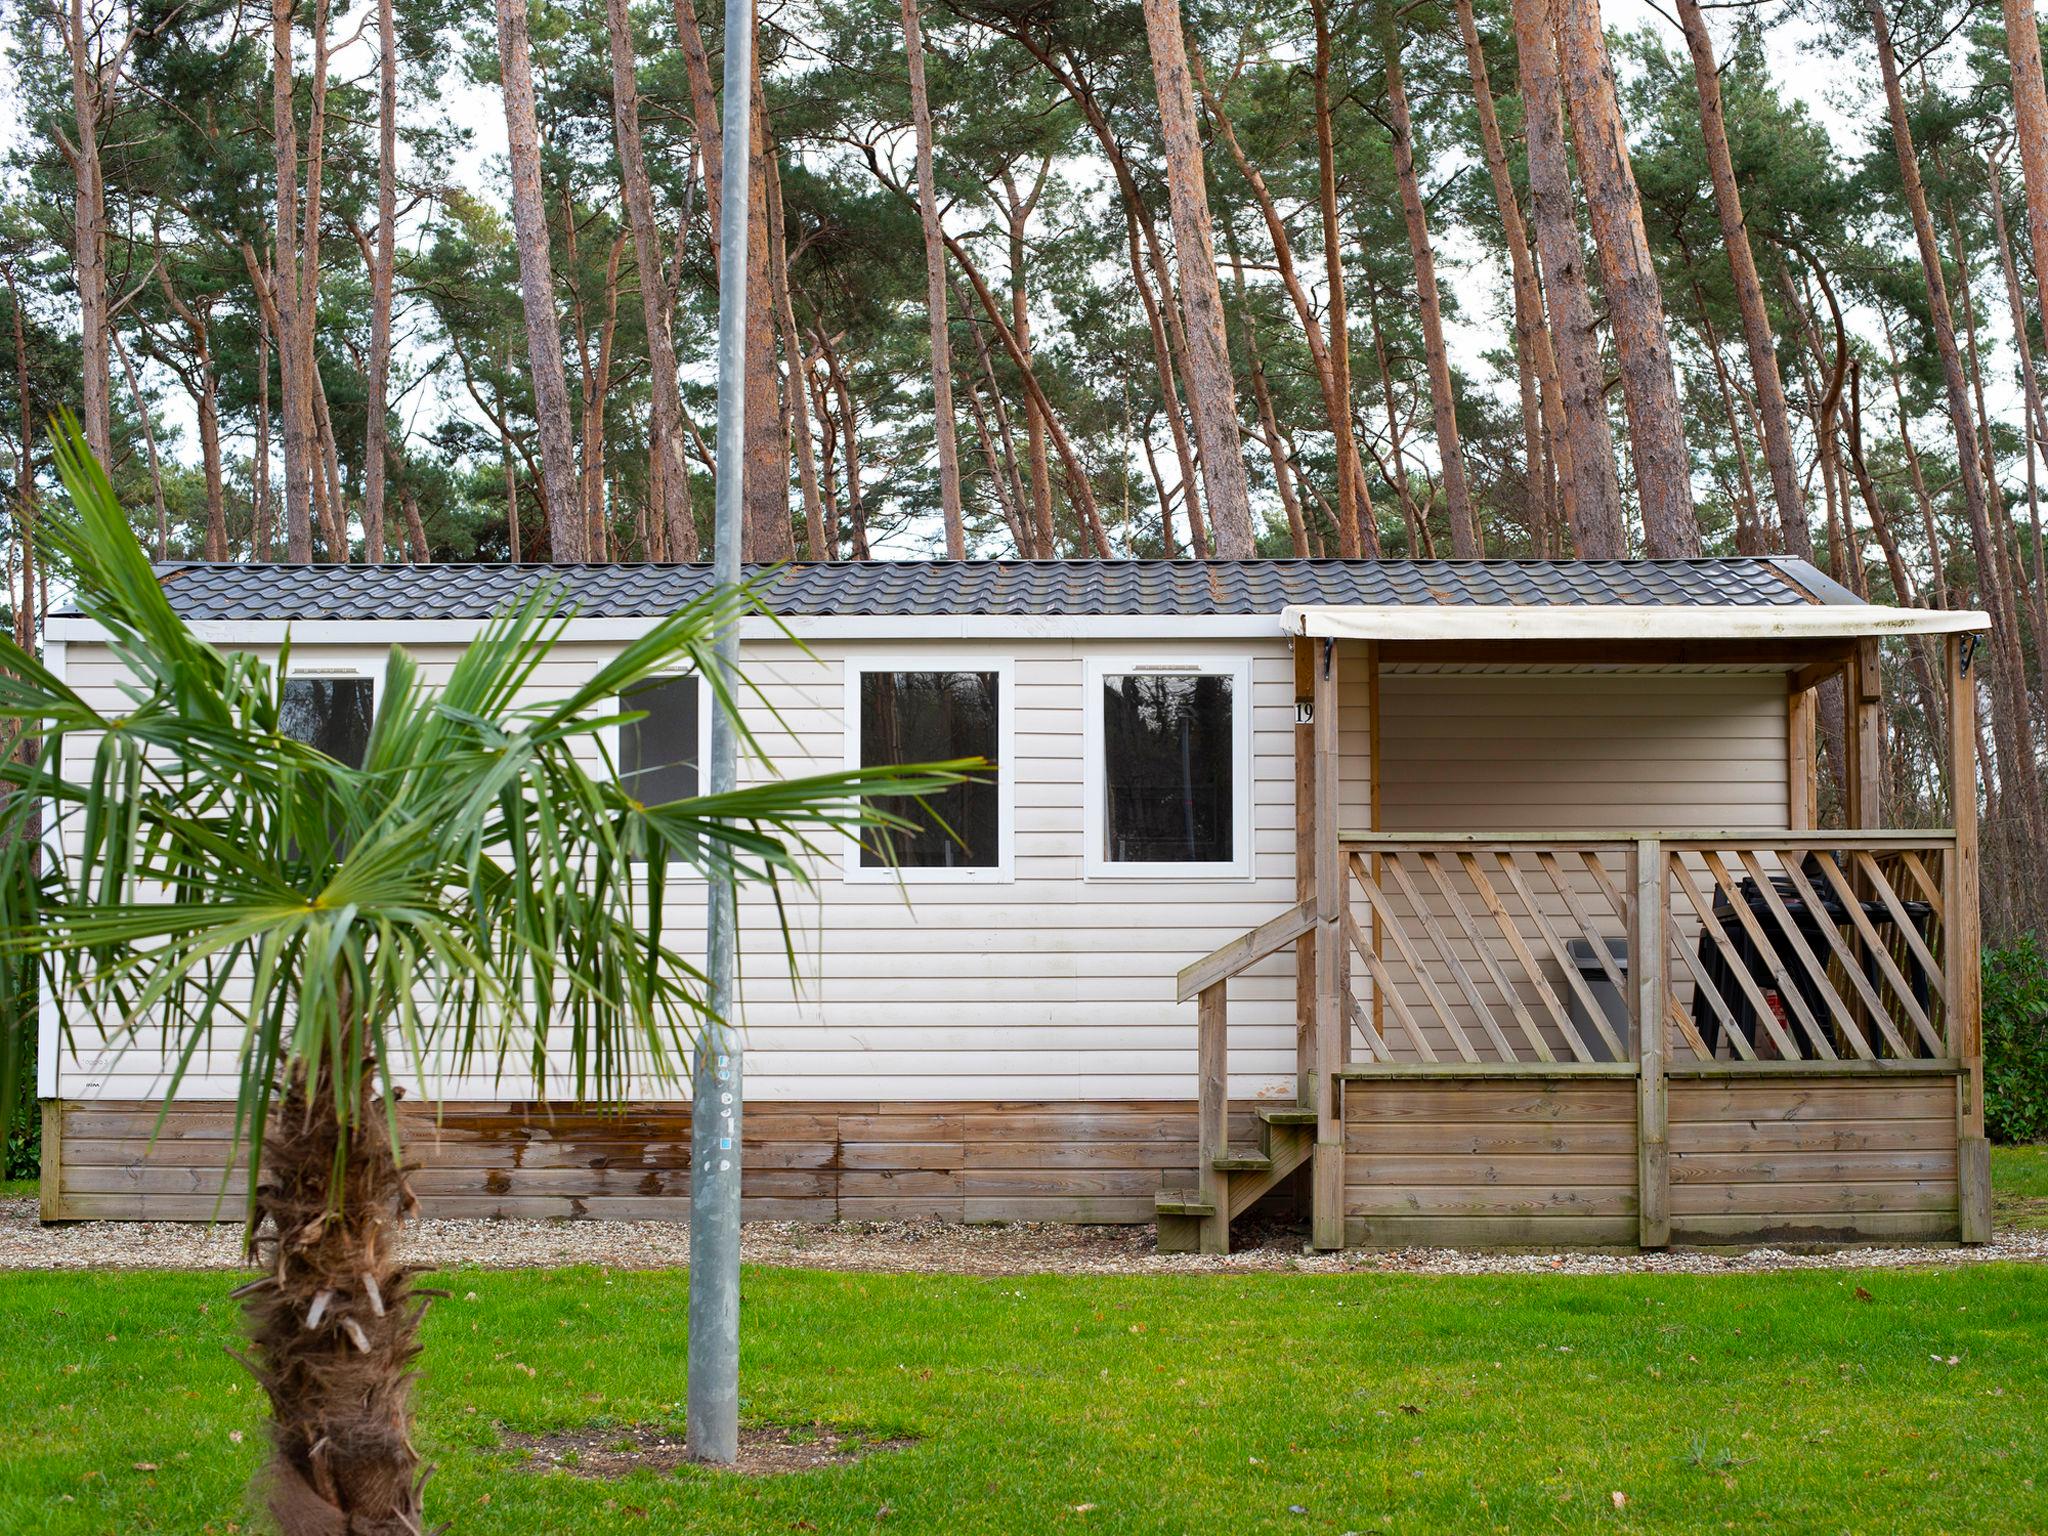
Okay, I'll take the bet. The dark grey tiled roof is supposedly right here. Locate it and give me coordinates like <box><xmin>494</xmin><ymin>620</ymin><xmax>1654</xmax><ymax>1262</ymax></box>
<box><xmin>137</xmin><ymin>557</ymin><xmax>1848</xmax><ymax>622</ymax></box>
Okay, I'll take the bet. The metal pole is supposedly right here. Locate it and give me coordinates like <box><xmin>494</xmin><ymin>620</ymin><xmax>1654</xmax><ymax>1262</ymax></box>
<box><xmin>686</xmin><ymin>0</ymin><xmax>753</xmax><ymax>1467</ymax></box>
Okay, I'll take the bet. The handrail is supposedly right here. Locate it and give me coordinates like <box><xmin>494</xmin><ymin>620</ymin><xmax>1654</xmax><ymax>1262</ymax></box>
<box><xmin>1175</xmin><ymin>898</ymin><xmax>1317</xmax><ymax>1003</ymax></box>
<box><xmin>1338</xmin><ymin>828</ymin><xmax>1955</xmax><ymax>848</ymax></box>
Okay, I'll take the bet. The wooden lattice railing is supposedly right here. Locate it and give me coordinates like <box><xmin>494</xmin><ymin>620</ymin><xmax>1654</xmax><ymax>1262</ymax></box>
<box><xmin>1338</xmin><ymin>833</ymin><xmax>1958</xmax><ymax>1068</ymax></box>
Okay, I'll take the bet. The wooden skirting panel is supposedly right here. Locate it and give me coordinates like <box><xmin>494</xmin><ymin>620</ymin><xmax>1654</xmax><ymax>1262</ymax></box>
<box><xmin>43</xmin><ymin>1099</ymin><xmax>1259</xmax><ymax>1224</ymax></box>
<box><xmin>1667</xmin><ymin>1073</ymin><xmax>1960</xmax><ymax>1245</ymax></box>
<box><xmin>1342</xmin><ymin>1076</ymin><xmax>1640</xmax><ymax>1248</ymax></box>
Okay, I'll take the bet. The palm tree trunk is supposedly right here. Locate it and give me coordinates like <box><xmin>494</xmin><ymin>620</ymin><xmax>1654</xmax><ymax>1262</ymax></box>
<box><xmin>1509</xmin><ymin>0</ymin><xmax>1625</xmax><ymax>558</ymax></box>
<box><xmin>900</xmin><ymin>0</ymin><xmax>966</xmax><ymax>555</ymax></box>
<box><xmin>496</xmin><ymin>0</ymin><xmax>583</xmax><ymax>559</ymax></box>
<box><xmin>1556</xmin><ymin>0</ymin><xmax>1699</xmax><ymax>556</ymax></box>
<box><xmin>1140</xmin><ymin>0</ymin><xmax>1256</xmax><ymax>555</ymax></box>
<box><xmin>1674</xmin><ymin>0</ymin><xmax>1808</xmax><ymax>559</ymax></box>
<box><xmin>1381</xmin><ymin>11</ymin><xmax>1477</xmax><ymax>556</ymax></box>
<box><xmin>363</xmin><ymin>0</ymin><xmax>398</xmax><ymax>566</ymax></box>
<box><xmin>243</xmin><ymin>1042</ymin><xmax>428</xmax><ymax>1536</ymax></box>
<box><xmin>606</xmin><ymin>0</ymin><xmax>698</xmax><ymax>561</ymax></box>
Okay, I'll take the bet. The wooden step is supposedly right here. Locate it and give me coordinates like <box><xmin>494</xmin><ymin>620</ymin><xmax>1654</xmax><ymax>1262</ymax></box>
<box><xmin>1212</xmin><ymin>1153</ymin><xmax>1272</xmax><ymax>1173</ymax></box>
<box><xmin>1256</xmin><ymin>1107</ymin><xmax>1318</xmax><ymax>1127</ymax></box>
<box><xmin>1155</xmin><ymin>1190</ymin><xmax>1216</xmax><ymax>1218</ymax></box>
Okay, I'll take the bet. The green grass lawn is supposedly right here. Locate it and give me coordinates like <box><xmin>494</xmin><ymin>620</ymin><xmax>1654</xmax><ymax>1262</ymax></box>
<box><xmin>1993</xmin><ymin>1145</ymin><xmax>2048</xmax><ymax>1229</ymax></box>
<box><xmin>0</xmin><ymin>1178</ymin><xmax>37</xmax><ymax>1200</ymax></box>
<box><xmin>2</xmin><ymin>1263</ymin><xmax>2044</xmax><ymax>1534</ymax></box>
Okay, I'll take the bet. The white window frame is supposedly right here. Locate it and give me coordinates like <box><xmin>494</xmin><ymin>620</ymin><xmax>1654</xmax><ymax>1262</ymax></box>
<box><xmin>280</xmin><ymin>664</ymin><xmax>380</xmax><ymax>765</ymax></box>
<box><xmin>1083</xmin><ymin>654</ymin><xmax>1253</xmax><ymax>881</ymax></box>
<box><xmin>841</xmin><ymin>653</ymin><xmax>1014</xmax><ymax>885</ymax></box>
<box><xmin>604</xmin><ymin>671</ymin><xmax>713</xmax><ymax>878</ymax></box>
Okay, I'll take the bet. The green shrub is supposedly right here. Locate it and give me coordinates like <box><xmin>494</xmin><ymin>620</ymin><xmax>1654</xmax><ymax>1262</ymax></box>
<box><xmin>1985</xmin><ymin>937</ymin><xmax>2048</xmax><ymax>1144</ymax></box>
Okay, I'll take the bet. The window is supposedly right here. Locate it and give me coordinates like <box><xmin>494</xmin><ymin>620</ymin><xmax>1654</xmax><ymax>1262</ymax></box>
<box><xmin>846</xmin><ymin>661</ymin><xmax>1010</xmax><ymax>880</ymax></box>
<box><xmin>280</xmin><ymin>674</ymin><xmax>375</xmax><ymax>768</ymax></box>
<box><xmin>617</xmin><ymin>675</ymin><xmax>702</xmax><ymax>804</ymax></box>
<box><xmin>1085</xmin><ymin>658</ymin><xmax>1250</xmax><ymax>878</ymax></box>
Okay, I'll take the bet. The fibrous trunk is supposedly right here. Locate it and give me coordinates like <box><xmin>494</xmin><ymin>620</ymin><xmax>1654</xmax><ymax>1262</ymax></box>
<box><xmin>241</xmin><ymin>1059</ymin><xmax>428</xmax><ymax>1536</ymax></box>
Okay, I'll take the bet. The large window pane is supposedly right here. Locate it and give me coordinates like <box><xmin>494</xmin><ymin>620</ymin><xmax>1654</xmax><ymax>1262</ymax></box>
<box><xmin>1101</xmin><ymin>671</ymin><xmax>1233</xmax><ymax>864</ymax></box>
<box><xmin>859</xmin><ymin>670</ymin><xmax>999</xmax><ymax>869</ymax></box>
<box><xmin>619</xmin><ymin>675</ymin><xmax>701</xmax><ymax>804</ymax></box>
<box><xmin>280</xmin><ymin>677</ymin><xmax>374</xmax><ymax>769</ymax></box>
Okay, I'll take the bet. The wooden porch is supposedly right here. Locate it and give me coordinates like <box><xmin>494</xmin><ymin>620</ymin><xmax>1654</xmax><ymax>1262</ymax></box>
<box><xmin>1158</xmin><ymin>629</ymin><xmax>1988</xmax><ymax>1253</ymax></box>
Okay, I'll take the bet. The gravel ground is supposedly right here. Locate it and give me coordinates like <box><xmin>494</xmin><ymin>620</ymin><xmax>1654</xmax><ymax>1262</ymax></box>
<box><xmin>6</xmin><ymin>1196</ymin><xmax>2047</xmax><ymax>1277</ymax></box>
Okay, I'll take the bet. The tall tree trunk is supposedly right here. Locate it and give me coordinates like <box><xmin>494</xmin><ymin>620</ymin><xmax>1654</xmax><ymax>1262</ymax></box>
<box><xmin>5</xmin><ymin>264</ymin><xmax>33</xmax><ymax>647</ymax></box>
<box><xmin>1140</xmin><ymin>0</ymin><xmax>1255</xmax><ymax>555</ymax></box>
<box><xmin>1310</xmin><ymin>0</ymin><xmax>1364</xmax><ymax>556</ymax></box>
<box><xmin>2001</xmin><ymin>0</ymin><xmax>2048</xmax><ymax>373</ymax></box>
<box><xmin>254</xmin><ymin>319</ymin><xmax>274</xmax><ymax>561</ymax></box>
<box><xmin>1122</xmin><ymin>197</ymin><xmax>1206</xmax><ymax>556</ymax></box>
<box><xmin>111</xmin><ymin>331</ymin><xmax>167</xmax><ymax>559</ymax></box>
<box><xmin>1674</xmin><ymin>0</ymin><xmax>1807</xmax><ymax>559</ymax></box>
<box><xmin>1986</xmin><ymin>153</ymin><xmax>2048</xmax><ymax>651</ymax></box>
<box><xmin>495</xmin><ymin>0</ymin><xmax>583</xmax><ymax>559</ymax></box>
<box><xmin>1196</xmin><ymin>55</ymin><xmax>1376</xmax><ymax>554</ymax></box>
<box><xmin>300</xmin><ymin>0</ymin><xmax>347</xmax><ymax>559</ymax></box>
<box><xmin>363</xmin><ymin>0</ymin><xmax>398</xmax><ymax>565</ymax></box>
<box><xmin>1365</xmin><ymin>279</ymin><xmax>1428</xmax><ymax>553</ymax></box>
<box><xmin>272</xmin><ymin>0</ymin><xmax>314</xmax><ymax>563</ymax></box>
<box><xmin>1456</xmin><ymin>0</ymin><xmax>1563</xmax><ymax>554</ymax></box>
<box><xmin>1224</xmin><ymin>219</ymin><xmax>1309</xmax><ymax>556</ymax></box>
<box><xmin>1556</xmin><ymin>0</ymin><xmax>1698</xmax><ymax>556</ymax></box>
<box><xmin>1509</xmin><ymin>0</ymin><xmax>1625</xmax><ymax>557</ymax></box>
<box><xmin>900</xmin><ymin>0</ymin><xmax>966</xmax><ymax>555</ymax></box>
<box><xmin>671</xmin><ymin>0</ymin><xmax>722</xmax><ymax>236</ymax></box>
<box><xmin>61</xmin><ymin>0</ymin><xmax>114</xmax><ymax>467</ymax></box>
<box><xmin>764</xmin><ymin>145</ymin><xmax>824</xmax><ymax>561</ymax></box>
<box><xmin>1871</xmin><ymin>0</ymin><xmax>2048</xmax><ymax>869</ymax></box>
<box><xmin>1381</xmin><ymin>12</ymin><xmax>1477</xmax><ymax>556</ymax></box>
<box><xmin>744</xmin><ymin>71</ymin><xmax>792</xmax><ymax>560</ymax></box>
<box><xmin>606</xmin><ymin>0</ymin><xmax>697</xmax><ymax>560</ymax></box>
<box><xmin>1001</xmin><ymin>161</ymin><xmax>1056</xmax><ymax>556</ymax></box>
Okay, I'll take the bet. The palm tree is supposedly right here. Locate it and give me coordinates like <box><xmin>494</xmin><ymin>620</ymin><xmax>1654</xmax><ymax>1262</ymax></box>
<box><xmin>0</xmin><ymin>425</ymin><xmax>974</xmax><ymax>1534</ymax></box>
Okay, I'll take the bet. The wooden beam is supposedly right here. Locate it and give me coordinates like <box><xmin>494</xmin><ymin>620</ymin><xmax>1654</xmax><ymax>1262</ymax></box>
<box><xmin>1311</xmin><ymin>637</ymin><xmax>1344</xmax><ymax>1250</ymax></box>
<box><xmin>40</xmin><ymin>1101</ymin><xmax>63</xmax><ymax>1224</ymax></box>
<box><xmin>1376</xmin><ymin>638</ymin><xmax>1856</xmax><ymax>669</ymax></box>
<box><xmin>1845</xmin><ymin>637</ymin><xmax>1883</xmax><ymax>828</ymax></box>
<box><xmin>1948</xmin><ymin>633</ymin><xmax>1988</xmax><ymax>1243</ymax></box>
<box><xmin>1197</xmin><ymin>983</ymin><xmax>1229</xmax><ymax>1254</ymax></box>
<box><xmin>1635</xmin><ymin>839</ymin><xmax>1669</xmax><ymax>1249</ymax></box>
<box><xmin>1786</xmin><ymin>683</ymin><xmax>1818</xmax><ymax>830</ymax></box>
<box><xmin>1294</xmin><ymin>636</ymin><xmax>1315</xmax><ymax>1108</ymax></box>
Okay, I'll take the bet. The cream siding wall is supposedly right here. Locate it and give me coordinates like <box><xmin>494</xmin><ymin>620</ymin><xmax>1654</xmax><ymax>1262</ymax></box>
<box><xmin>46</xmin><ymin>644</ymin><xmax>1791</xmax><ymax>1103</ymax></box>
<box><xmin>49</xmin><ymin>635</ymin><xmax>1315</xmax><ymax>1105</ymax></box>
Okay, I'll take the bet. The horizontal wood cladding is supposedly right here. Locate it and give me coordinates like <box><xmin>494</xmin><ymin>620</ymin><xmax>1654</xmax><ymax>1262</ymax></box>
<box><xmin>1666</xmin><ymin>1075</ymin><xmax>1959</xmax><ymax>1245</ymax></box>
<box><xmin>1340</xmin><ymin>1069</ymin><xmax>1963</xmax><ymax>1249</ymax></box>
<box><xmin>46</xmin><ymin>1099</ymin><xmax>1260</xmax><ymax>1224</ymax></box>
<box><xmin>1343</xmin><ymin>1077</ymin><xmax>1640</xmax><ymax>1247</ymax></box>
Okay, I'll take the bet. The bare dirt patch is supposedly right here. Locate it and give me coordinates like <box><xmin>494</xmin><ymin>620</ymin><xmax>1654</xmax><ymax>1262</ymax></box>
<box><xmin>505</xmin><ymin>1422</ymin><xmax>916</xmax><ymax>1479</ymax></box>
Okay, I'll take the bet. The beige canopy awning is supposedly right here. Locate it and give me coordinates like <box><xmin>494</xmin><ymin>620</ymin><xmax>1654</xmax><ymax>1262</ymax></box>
<box><xmin>1279</xmin><ymin>602</ymin><xmax>1990</xmax><ymax>643</ymax></box>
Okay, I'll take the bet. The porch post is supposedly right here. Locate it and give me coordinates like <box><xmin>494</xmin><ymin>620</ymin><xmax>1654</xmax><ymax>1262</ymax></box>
<box><xmin>1845</xmin><ymin>638</ymin><xmax>1883</xmax><ymax>828</ymax></box>
<box><xmin>1310</xmin><ymin>637</ymin><xmax>1345</xmax><ymax>1250</ymax></box>
<box><xmin>1294</xmin><ymin>639</ymin><xmax>1315</xmax><ymax>1109</ymax></box>
<box><xmin>1634</xmin><ymin>838</ymin><xmax>1669</xmax><ymax>1249</ymax></box>
<box><xmin>1947</xmin><ymin>633</ymin><xmax>1989</xmax><ymax>1242</ymax></box>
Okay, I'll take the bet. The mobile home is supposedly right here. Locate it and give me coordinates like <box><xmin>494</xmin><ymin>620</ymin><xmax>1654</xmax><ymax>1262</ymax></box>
<box><xmin>38</xmin><ymin>557</ymin><xmax>1991</xmax><ymax>1251</ymax></box>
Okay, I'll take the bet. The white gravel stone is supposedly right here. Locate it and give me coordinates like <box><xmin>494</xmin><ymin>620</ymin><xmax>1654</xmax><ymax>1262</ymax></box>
<box><xmin>5</xmin><ymin>1196</ymin><xmax>2045</xmax><ymax>1277</ymax></box>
